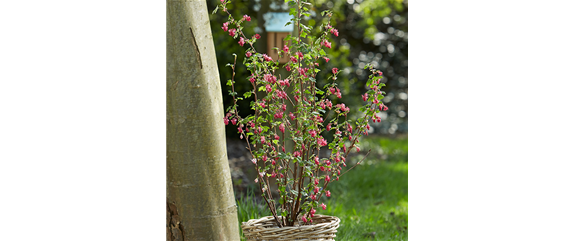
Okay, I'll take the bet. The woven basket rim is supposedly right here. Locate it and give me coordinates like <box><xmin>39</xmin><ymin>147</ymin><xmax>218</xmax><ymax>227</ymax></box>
<box><xmin>241</xmin><ymin>214</ymin><xmax>340</xmax><ymax>240</ymax></box>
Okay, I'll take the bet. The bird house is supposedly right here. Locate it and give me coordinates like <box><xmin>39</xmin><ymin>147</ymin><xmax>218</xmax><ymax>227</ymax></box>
<box><xmin>263</xmin><ymin>12</ymin><xmax>294</xmax><ymax>63</ymax></box>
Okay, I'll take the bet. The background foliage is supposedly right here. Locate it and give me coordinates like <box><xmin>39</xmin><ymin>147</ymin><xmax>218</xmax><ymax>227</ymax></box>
<box><xmin>208</xmin><ymin>0</ymin><xmax>407</xmax><ymax>137</ymax></box>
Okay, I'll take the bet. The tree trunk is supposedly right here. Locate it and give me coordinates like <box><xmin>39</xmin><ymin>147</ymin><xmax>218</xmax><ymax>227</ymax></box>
<box><xmin>166</xmin><ymin>0</ymin><xmax>240</xmax><ymax>240</ymax></box>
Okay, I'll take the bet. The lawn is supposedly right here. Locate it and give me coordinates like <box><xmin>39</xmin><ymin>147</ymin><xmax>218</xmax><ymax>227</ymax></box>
<box><xmin>236</xmin><ymin>136</ymin><xmax>408</xmax><ymax>240</ymax></box>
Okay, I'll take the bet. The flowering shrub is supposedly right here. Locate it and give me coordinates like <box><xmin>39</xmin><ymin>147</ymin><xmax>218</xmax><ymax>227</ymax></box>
<box><xmin>215</xmin><ymin>0</ymin><xmax>387</xmax><ymax>227</ymax></box>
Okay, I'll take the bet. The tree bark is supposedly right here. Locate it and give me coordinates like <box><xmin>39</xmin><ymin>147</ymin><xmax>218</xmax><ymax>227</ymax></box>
<box><xmin>167</xmin><ymin>0</ymin><xmax>240</xmax><ymax>240</ymax></box>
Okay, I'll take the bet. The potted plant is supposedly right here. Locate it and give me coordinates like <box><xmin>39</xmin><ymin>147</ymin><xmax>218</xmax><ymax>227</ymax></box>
<box><xmin>215</xmin><ymin>0</ymin><xmax>388</xmax><ymax>239</ymax></box>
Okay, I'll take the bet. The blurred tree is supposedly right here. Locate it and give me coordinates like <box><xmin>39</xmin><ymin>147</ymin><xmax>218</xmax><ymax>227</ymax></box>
<box><xmin>208</xmin><ymin>0</ymin><xmax>407</xmax><ymax>137</ymax></box>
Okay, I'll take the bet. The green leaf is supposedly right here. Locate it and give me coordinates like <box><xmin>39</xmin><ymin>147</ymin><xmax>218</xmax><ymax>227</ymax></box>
<box><xmin>226</xmin><ymin>79</ymin><xmax>233</xmax><ymax>86</ymax></box>
<box><xmin>243</xmin><ymin>91</ymin><xmax>252</xmax><ymax>98</ymax></box>
<box><xmin>211</xmin><ymin>5</ymin><xmax>219</xmax><ymax>15</ymax></box>
<box><xmin>289</xmin><ymin>8</ymin><xmax>297</xmax><ymax>16</ymax></box>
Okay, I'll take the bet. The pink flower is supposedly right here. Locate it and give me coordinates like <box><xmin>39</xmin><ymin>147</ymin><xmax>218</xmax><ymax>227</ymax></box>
<box><xmin>286</xmin><ymin>65</ymin><xmax>291</xmax><ymax>71</ymax></box>
<box><xmin>251</xmin><ymin>158</ymin><xmax>256</xmax><ymax>164</ymax></box>
<box><xmin>320</xmin><ymin>166</ymin><xmax>325</xmax><ymax>171</ymax></box>
<box><xmin>293</xmin><ymin>151</ymin><xmax>301</xmax><ymax>157</ymax></box>
<box><xmin>283</xmin><ymin>45</ymin><xmax>289</xmax><ymax>53</ymax></box>
<box><xmin>262</xmin><ymin>155</ymin><xmax>267</xmax><ymax>162</ymax></box>
<box><xmin>326</xmin><ymin>100</ymin><xmax>332</xmax><ymax>109</ymax></box>
<box><xmin>314</xmin><ymin>179</ymin><xmax>319</xmax><ymax>185</ymax></box>
<box><xmin>243</xmin><ymin>15</ymin><xmax>251</xmax><ymax>21</ymax></box>
<box><xmin>263</xmin><ymin>54</ymin><xmax>272</xmax><ymax>61</ymax></box>
<box><xmin>379</xmin><ymin>103</ymin><xmax>389</xmax><ymax>111</ymax></box>
<box><xmin>279</xmin><ymin>123</ymin><xmax>285</xmax><ymax>133</ymax></box>
<box><xmin>260</xmin><ymin>136</ymin><xmax>265</xmax><ymax>143</ymax></box>
<box><xmin>282</xmin><ymin>104</ymin><xmax>287</xmax><ymax>111</ymax></box>
<box><xmin>289</xmin><ymin>112</ymin><xmax>295</xmax><ymax>120</ymax></box>
<box><xmin>228</xmin><ymin>28</ymin><xmax>236</xmax><ymax>36</ymax></box>
<box><xmin>297</xmin><ymin>51</ymin><xmax>303</xmax><ymax>59</ymax></box>
<box><xmin>329</xmin><ymin>87</ymin><xmax>335</xmax><ymax>95</ymax></box>
<box><xmin>332</xmin><ymin>68</ymin><xmax>338</xmax><ymax>74</ymax></box>
<box><xmin>323</xmin><ymin>57</ymin><xmax>330</xmax><ymax>62</ymax></box>
<box><xmin>271</xmin><ymin>160</ymin><xmax>276</xmax><ymax>165</ymax></box>
<box><xmin>325</xmin><ymin>175</ymin><xmax>331</xmax><ymax>182</ymax></box>
<box><xmin>254</xmin><ymin>178</ymin><xmax>258</xmax><ymax>183</ymax></box>
<box><xmin>362</xmin><ymin>93</ymin><xmax>368</xmax><ymax>101</ymax></box>
<box><xmin>356</xmin><ymin>146</ymin><xmax>361</xmax><ymax>152</ymax></box>
<box><xmin>302</xmin><ymin>216</ymin><xmax>307</xmax><ymax>223</ymax></box>
<box><xmin>377</xmin><ymin>70</ymin><xmax>383</xmax><ymax>76</ymax></box>
<box><xmin>290</xmin><ymin>56</ymin><xmax>297</xmax><ymax>63</ymax></box>
<box><xmin>265</xmin><ymin>84</ymin><xmax>272</xmax><ymax>92</ymax></box>
<box><xmin>315</xmin><ymin>156</ymin><xmax>320</xmax><ymax>165</ymax></box>
<box><xmin>299</xmin><ymin>67</ymin><xmax>308</xmax><ymax>77</ymax></box>
<box><xmin>249</xmin><ymin>77</ymin><xmax>255</xmax><ymax>83</ymax></box>
<box><xmin>320</xmin><ymin>203</ymin><xmax>326</xmax><ymax>210</ymax></box>
<box><xmin>274</xmin><ymin>112</ymin><xmax>283</xmax><ymax>119</ymax></box>
<box><xmin>314</xmin><ymin>187</ymin><xmax>320</xmax><ymax>194</ymax></box>
<box><xmin>246</xmin><ymin>51</ymin><xmax>252</xmax><ymax>57</ymax></box>
<box><xmin>231</xmin><ymin>118</ymin><xmax>237</xmax><ymax>125</ymax></box>
<box><xmin>330</xmin><ymin>28</ymin><xmax>339</xmax><ymax>37</ymax></box>
<box><xmin>254</xmin><ymin>34</ymin><xmax>261</xmax><ymax>39</ymax></box>
<box><xmin>238</xmin><ymin>37</ymin><xmax>245</xmax><ymax>46</ymax></box>
<box><xmin>317</xmin><ymin>137</ymin><xmax>327</xmax><ymax>146</ymax></box>
<box><xmin>309</xmin><ymin>130</ymin><xmax>317</xmax><ymax>137</ymax></box>
<box><xmin>326</xmin><ymin>123</ymin><xmax>331</xmax><ymax>131</ymax></box>
<box><xmin>271</xmin><ymin>172</ymin><xmax>277</xmax><ymax>177</ymax></box>
<box><xmin>275</xmin><ymin>134</ymin><xmax>280</xmax><ymax>140</ymax></box>
<box><xmin>326</xmin><ymin>190</ymin><xmax>331</xmax><ymax>197</ymax></box>
<box><xmin>223</xmin><ymin>117</ymin><xmax>229</xmax><ymax>125</ymax></box>
<box><xmin>311</xmin><ymin>194</ymin><xmax>317</xmax><ymax>200</ymax></box>
<box><xmin>322</xmin><ymin>39</ymin><xmax>331</xmax><ymax>48</ymax></box>
<box><xmin>222</xmin><ymin>22</ymin><xmax>229</xmax><ymax>32</ymax></box>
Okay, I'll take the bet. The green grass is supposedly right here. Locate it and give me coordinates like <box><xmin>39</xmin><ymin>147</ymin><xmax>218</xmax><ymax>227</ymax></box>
<box><xmin>236</xmin><ymin>136</ymin><xmax>408</xmax><ymax>240</ymax></box>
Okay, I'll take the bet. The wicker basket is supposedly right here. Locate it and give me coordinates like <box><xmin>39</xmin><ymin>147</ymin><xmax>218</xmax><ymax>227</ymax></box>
<box><xmin>241</xmin><ymin>214</ymin><xmax>340</xmax><ymax>240</ymax></box>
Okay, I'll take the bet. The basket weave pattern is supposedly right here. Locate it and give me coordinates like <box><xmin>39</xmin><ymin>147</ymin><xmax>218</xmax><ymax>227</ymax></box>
<box><xmin>241</xmin><ymin>214</ymin><xmax>340</xmax><ymax>240</ymax></box>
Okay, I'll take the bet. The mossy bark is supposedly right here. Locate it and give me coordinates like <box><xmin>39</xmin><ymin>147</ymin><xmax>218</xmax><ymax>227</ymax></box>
<box><xmin>167</xmin><ymin>0</ymin><xmax>240</xmax><ymax>240</ymax></box>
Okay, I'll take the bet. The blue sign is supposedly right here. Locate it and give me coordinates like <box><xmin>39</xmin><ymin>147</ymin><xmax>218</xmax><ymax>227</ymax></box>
<box><xmin>263</xmin><ymin>12</ymin><xmax>294</xmax><ymax>32</ymax></box>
